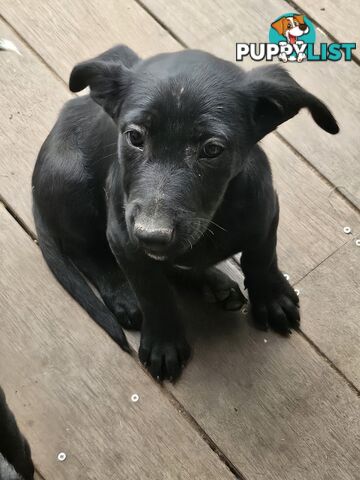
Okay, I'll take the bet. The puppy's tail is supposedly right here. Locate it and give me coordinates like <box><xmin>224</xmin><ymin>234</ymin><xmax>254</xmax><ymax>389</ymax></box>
<box><xmin>33</xmin><ymin>208</ymin><xmax>130</xmax><ymax>352</ymax></box>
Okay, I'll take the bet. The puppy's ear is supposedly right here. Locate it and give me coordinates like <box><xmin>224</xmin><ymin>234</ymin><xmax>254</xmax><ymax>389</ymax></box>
<box><xmin>294</xmin><ymin>14</ymin><xmax>305</xmax><ymax>24</ymax></box>
<box><xmin>271</xmin><ymin>17</ymin><xmax>287</xmax><ymax>35</ymax></box>
<box><xmin>242</xmin><ymin>65</ymin><xmax>339</xmax><ymax>142</ymax></box>
<box><xmin>69</xmin><ymin>49</ymin><xmax>135</xmax><ymax>119</ymax></box>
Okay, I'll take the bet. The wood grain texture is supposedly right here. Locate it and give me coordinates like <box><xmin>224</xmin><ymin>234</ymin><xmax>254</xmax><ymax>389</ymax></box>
<box><xmin>124</xmin><ymin>260</ymin><xmax>360</xmax><ymax>480</ymax></box>
<box><xmin>141</xmin><ymin>0</ymin><xmax>360</xmax><ymax>208</ymax></box>
<box><xmin>0</xmin><ymin>0</ymin><xmax>179</xmax><ymax>82</ymax></box>
<box><xmin>297</xmin><ymin>235</ymin><xmax>360</xmax><ymax>388</ymax></box>
<box><xmin>0</xmin><ymin>21</ymin><xmax>70</xmax><ymax>233</ymax></box>
<box><xmin>167</xmin><ymin>274</ymin><xmax>360</xmax><ymax>480</ymax></box>
<box><xmin>294</xmin><ymin>0</ymin><xmax>359</xmax><ymax>60</ymax></box>
<box><xmin>0</xmin><ymin>205</ymin><xmax>235</xmax><ymax>480</ymax></box>
<box><xmin>249</xmin><ymin>135</ymin><xmax>360</xmax><ymax>284</ymax></box>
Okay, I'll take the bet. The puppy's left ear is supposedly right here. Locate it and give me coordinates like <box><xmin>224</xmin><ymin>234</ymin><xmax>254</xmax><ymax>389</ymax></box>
<box><xmin>241</xmin><ymin>65</ymin><xmax>339</xmax><ymax>143</ymax></box>
<box><xmin>294</xmin><ymin>14</ymin><xmax>306</xmax><ymax>24</ymax></box>
<box><xmin>69</xmin><ymin>57</ymin><xmax>132</xmax><ymax>119</ymax></box>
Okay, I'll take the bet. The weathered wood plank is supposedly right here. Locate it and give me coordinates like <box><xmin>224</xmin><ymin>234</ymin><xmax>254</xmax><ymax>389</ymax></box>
<box><xmin>0</xmin><ymin>22</ymin><xmax>69</xmax><ymax>232</ymax></box>
<box><xmin>166</xmin><ymin>261</ymin><xmax>360</xmax><ymax>480</ymax></box>
<box><xmin>250</xmin><ymin>135</ymin><xmax>360</xmax><ymax>284</ymax></box>
<box><xmin>141</xmin><ymin>0</ymin><xmax>360</xmax><ymax>209</ymax></box>
<box><xmin>296</xmin><ymin>236</ymin><xmax>360</xmax><ymax>388</ymax></box>
<box><xmin>294</xmin><ymin>0</ymin><xmax>360</xmax><ymax>61</ymax></box>
<box><xmin>0</xmin><ymin>204</ymin><xmax>235</xmax><ymax>480</ymax></box>
<box><xmin>0</xmin><ymin>0</ymin><xmax>179</xmax><ymax>82</ymax></box>
<box><xmin>122</xmin><ymin>261</ymin><xmax>360</xmax><ymax>480</ymax></box>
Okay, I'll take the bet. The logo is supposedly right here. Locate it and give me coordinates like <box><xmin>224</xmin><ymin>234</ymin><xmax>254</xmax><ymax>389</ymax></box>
<box><xmin>269</xmin><ymin>13</ymin><xmax>315</xmax><ymax>62</ymax></box>
<box><xmin>236</xmin><ymin>12</ymin><xmax>356</xmax><ymax>63</ymax></box>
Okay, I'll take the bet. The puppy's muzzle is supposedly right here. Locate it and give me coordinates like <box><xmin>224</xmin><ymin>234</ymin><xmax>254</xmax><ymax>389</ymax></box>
<box><xmin>134</xmin><ymin>221</ymin><xmax>174</xmax><ymax>253</ymax></box>
<box><xmin>130</xmin><ymin>204</ymin><xmax>175</xmax><ymax>260</ymax></box>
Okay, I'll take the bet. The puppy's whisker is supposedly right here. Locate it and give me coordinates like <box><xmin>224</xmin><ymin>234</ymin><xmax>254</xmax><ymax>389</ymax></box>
<box><xmin>181</xmin><ymin>215</ymin><xmax>227</xmax><ymax>233</ymax></box>
<box><xmin>103</xmin><ymin>142</ymin><xmax>118</xmax><ymax>149</ymax></box>
<box><xmin>101</xmin><ymin>152</ymin><xmax>117</xmax><ymax>160</ymax></box>
<box><xmin>208</xmin><ymin>220</ymin><xmax>227</xmax><ymax>232</ymax></box>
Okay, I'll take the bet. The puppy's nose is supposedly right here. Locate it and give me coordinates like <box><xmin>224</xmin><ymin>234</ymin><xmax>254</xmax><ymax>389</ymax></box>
<box><xmin>134</xmin><ymin>223</ymin><xmax>174</xmax><ymax>251</ymax></box>
<box><xmin>299</xmin><ymin>23</ymin><xmax>307</xmax><ymax>31</ymax></box>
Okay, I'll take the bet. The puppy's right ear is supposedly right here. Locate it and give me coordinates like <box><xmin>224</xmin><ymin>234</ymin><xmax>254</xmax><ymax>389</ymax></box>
<box><xmin>69</xmin><ymin>59</ymin><xmax>132</xmax><ymax>119</ymax></box>
<box><xmin>271</xmin><ymin>17</ymin><xmax>287</xmax><ymax>35</ymax></box>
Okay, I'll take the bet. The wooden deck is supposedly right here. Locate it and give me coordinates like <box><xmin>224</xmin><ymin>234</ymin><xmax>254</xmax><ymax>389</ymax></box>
<box><xmin>0</xmin><ymin>1</ymin><xmax>359</xmax><ymax>479</ymax></box>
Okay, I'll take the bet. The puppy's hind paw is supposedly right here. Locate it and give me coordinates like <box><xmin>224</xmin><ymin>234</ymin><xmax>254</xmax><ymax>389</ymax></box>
<box><xmin>202</xmin><ymin>268</ymin><xmax>246</xmax><ymax>311</ymax></box>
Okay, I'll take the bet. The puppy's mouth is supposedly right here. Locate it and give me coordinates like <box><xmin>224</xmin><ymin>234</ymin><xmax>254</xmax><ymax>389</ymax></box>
<box><xmin>144</xmin><ymin>250</ymin><xmax>168</xmax><ymax>261</ymax></box>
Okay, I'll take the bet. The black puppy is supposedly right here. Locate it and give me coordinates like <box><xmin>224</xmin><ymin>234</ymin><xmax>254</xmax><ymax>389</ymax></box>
<box><xmin>32</xmin><ymin>46</ymin><xmax>338</xmax><ymax>381</ymax></box>
<box><xmin>0</xmin><ymin>387</ymin><xmax>34</xmax><ymax>480</ymax></box>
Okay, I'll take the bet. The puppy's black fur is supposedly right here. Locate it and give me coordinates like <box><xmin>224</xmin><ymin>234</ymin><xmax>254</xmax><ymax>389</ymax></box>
<box><xmin>0</xmin><ymin>387</ymin><xmax>34</xmax><ymax>480</ymax></box>
<box><xmin>32</xmin><ymin>46</ymin><xmax>338</xmax><ymax>380</ymax></box>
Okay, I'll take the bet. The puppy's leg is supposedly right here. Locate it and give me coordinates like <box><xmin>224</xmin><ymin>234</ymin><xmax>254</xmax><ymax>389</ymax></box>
<box><xmin>169</xmin><ymin>266</ymin><xmax>246</xmax><ymax>311</ymax></box>
<box><xmin>241</xmin><ymin>213</ymin><xmax>300</xmax><ymax>335</ymax></box>
<box><xmin>108</xmin><ymin>226</ymin><xmax>190</xmax><ymax>381</ymax></box>
<box><xmin>73</xmin><ymin>250</ymin><xmax>142</xmax><ymax>330</ymax></box>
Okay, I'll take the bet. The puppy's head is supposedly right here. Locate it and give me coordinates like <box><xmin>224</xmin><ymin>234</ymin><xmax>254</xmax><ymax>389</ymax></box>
<box><xmin>70</xmin><ymin>47</ymin><xmax>338</xmax><ymax>260</ymax></box>
<box><xmin>271</xmin><ymin>15</ymin><xmax>309</xmax><ymax>42</ymax></box>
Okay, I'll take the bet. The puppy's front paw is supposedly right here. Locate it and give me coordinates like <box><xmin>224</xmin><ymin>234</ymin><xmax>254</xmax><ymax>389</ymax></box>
<box><xmin>139</xmin><ymin>328</ymin><xmax>191</xmax><ymax>382</ymax></box>
<box><xmin>248</xmin><ymin>272</ymin><xmax>300</xmax><ymax>335</ymax></box>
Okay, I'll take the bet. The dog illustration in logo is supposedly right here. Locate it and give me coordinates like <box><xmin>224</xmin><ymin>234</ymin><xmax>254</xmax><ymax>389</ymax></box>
<box><xmin>271</xmin><ymin>14</ymin><xmax>309</xmax><ymax>62</ymax></box>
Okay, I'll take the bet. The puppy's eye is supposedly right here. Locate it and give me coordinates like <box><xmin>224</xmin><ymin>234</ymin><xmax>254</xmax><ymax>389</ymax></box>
<box><xmin>200</xmin><ymin>142</ymin><xmax>224</xmax><ymax>159</ymax></box>
<box><xmin>125</xmin><ymin>129</ymin><xmax>144</xmax><ymax>149</ymax></box>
